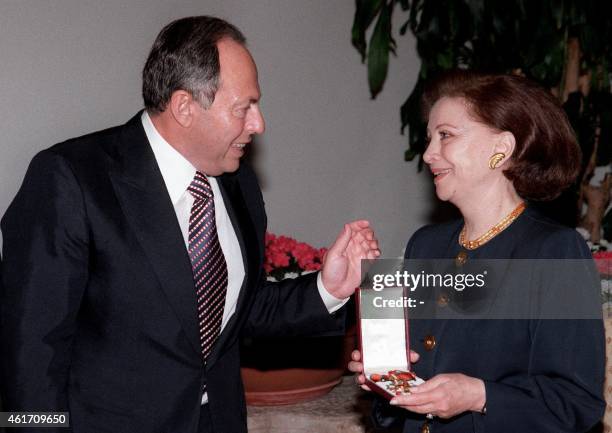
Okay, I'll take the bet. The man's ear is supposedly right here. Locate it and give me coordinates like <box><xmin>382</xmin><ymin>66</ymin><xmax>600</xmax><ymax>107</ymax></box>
<box><xmin>491</xmin><ymin>131</ymin><xmax>516</xmax><ymax>167</ymax></box>
<box><xmin>167</xmin><ymin>90</ymin><xmax>195</xmax><ymax>128</ymax></box>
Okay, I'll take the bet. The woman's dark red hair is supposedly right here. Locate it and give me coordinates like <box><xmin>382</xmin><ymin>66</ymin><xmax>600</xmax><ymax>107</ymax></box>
<box><xmin>422</xmin><ymin>70</ymin><xmax>581</xmax><ymax>201</ymax></box>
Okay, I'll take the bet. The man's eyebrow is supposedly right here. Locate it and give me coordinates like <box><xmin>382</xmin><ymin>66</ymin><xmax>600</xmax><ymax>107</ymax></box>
<box><xmin>235</xmin><ymin>97</ymin><xmax>260</xmax><ymax>106</ymax></box>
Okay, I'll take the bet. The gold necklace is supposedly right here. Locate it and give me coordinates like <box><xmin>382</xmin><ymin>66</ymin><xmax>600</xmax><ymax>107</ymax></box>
<box><xmin>455</xmin><ymin>202</ymin><xmax>526</xmax><ymax>265</ymax></box>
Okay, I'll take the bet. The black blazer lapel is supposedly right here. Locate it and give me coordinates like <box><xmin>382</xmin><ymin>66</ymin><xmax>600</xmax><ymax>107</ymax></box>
<box><xmin>206</xmin><ymin>172</ymin><xmax>261</xmax><ymax>366</ymax></box>
<box><xmin>220</xmin><ymin>174</ymin><xmax>262</xmax><ymax>309</ymax></box>
<box><xmin>108</xmin><ymin>114</ymin><xmax>201</xmax><ymax>356</ymax></box>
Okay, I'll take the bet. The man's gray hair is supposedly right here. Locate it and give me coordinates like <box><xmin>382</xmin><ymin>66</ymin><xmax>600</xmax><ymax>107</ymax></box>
<box><xmin>142</xmin><ymin>16</ymin><xmax>246</xmax><ymax>113</ymax></box>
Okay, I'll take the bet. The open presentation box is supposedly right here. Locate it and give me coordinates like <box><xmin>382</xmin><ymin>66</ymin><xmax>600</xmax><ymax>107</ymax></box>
<box><xmin>356</xmin><ymin>286</ymin><xmax>424</xmax><ymax>400</ymax></box>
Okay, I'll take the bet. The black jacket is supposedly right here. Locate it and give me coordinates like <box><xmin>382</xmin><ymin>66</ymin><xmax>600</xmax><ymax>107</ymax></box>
<box><xmin>0</xmin><ymin>112</ymin><xmax>344</xmax><ymax>433</ymax></box>
<box><xmin>374</xmin><ymin>207</ymin><xmax>605</xmax><ymax>433</ymax></box>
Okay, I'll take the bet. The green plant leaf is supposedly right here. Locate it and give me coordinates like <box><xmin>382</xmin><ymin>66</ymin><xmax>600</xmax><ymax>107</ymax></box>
<box><xmin>351</xmin><ymin>0</ymin><xmax>384</xmax><ymax>62</ymax></box>
<box><xmin>352</xmin><ymin>0</ymin><xmax>612</xmax><ymax>187</ymax></box>
<box><xmin>404</xmin><ymin>148</ymin><xmax>419</xmax><ymax>161</ymax></box>
<box><xmin>436</xmin><ymin>49</ymin><xmax>454</xmax><ymax>69</ymax></box>
<box><xmin>399</xmin><ymin>0</ymin><xmax>411</xmax><ymax>11</ymax></box>
<box><xmin>367</xmin><ymin>1</ymin><xmax>394</xmax><ymax>98</ymax></box>
<box><xmin>400</xmin><ymin>18</ymin><xmax>410</xmax><ymax>35</ymax></box>
<box><xmin>417</xmin><ymin>0</ymin><xmax>440</xmax><ymax>40</ymax></box>
<box><xmin>401</xmin><ymin>76</ymin><xmax>427</xmax><ymax>165</ymax></box>
<box><xmin>465</xmin><ymin>0</ymin><xmax>485</xmax><ymax>33</ymax></box>
<box><xmin>550</xmin><ymin>0</ymin><xmax>564</xmax><ymax>29</ymax></box>
<box><xmin>409</xmin><ymin>0</ymin><xmax>423</xmax><ymax>29</ymax></box>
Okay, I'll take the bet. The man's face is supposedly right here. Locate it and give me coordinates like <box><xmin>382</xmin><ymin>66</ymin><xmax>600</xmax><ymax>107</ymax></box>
<box><xmin>186</xmin><ymin>38</ymin><xmax>265</xmax><ymax>176</ymax></box>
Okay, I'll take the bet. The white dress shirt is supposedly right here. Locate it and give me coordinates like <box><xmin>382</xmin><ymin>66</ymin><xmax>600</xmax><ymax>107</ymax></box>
<box><xmin>141</xmin><ymin>111</ymin><xmax>346</xmax><ymax>403</ymax></box>
<box><xmin>142</xmin><ymin>111</ymin><xmax>245</xmax><ymax>331</ymax></box>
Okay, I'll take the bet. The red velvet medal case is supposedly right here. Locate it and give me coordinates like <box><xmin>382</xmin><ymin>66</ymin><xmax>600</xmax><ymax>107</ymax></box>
<box><xmin>356</xmin><ymin>286</ymin><xmax>424</xmax><ymax>399</ymax></box>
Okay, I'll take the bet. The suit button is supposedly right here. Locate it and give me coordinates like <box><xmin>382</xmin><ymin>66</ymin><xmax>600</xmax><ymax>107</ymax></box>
<box><xmin>420</xmin><ymin>422</ymin><xmax>430</xmax><ymax>433</ymax></box>
<box><xmin>424</xmin><ymin>335</ymin><xmax>436</xmax><ymax>351</ymax></box>
<box><xmin>437</xmin><ymin>293</ymin><xmax>449</xmax><ymax>307</ymax></box>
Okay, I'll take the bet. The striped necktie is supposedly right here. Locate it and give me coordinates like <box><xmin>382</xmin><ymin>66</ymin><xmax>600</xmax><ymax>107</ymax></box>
<box><xmin>187</xmin><ymin>171</ymin><xmax>228</xmax><ymax>363</ymax></box>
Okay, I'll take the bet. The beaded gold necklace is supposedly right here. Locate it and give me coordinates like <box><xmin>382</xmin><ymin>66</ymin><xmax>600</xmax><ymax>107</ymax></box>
<box><xmin>455</xmin><ymin>202</ymin><xmax>526</xmax><ymax>265</ymax></box>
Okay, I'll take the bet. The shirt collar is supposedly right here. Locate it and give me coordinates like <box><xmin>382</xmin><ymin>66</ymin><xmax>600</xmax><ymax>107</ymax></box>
<box><xmin>141</xmin><ymin>111</ymin><xmax>196</xmax><ymax>205</ymax></box>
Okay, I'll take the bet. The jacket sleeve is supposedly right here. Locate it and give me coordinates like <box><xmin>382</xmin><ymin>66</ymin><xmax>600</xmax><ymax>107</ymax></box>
<box><xmin>471</xmin><ymin>230</ymin><xmax>605</xmax><ymax>432</ymax></box>
<box><xmin>401</xmin><ymin>226</ymin><xmax>605</xmax><ymax>432</ymax></box>
<box><xmin>241</xmin><ymin>272</ymin><xmax>346</xmax><ymax>338</ymax></box>
<box><xmin>1</xmin><ymin>149</ymin><xmax>89</xmax><ymax>429</ymax></box>
<box><xmin>472</xmin><ymin>318</ymin><xmax>605</xmax><ymax>433</ymax></box>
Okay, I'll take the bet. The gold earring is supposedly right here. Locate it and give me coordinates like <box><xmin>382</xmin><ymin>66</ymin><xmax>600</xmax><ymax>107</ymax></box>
<box><xmin>489</xmin><ymin>153</ymin><xmax>505</xmax><ymax>169</ymax></box>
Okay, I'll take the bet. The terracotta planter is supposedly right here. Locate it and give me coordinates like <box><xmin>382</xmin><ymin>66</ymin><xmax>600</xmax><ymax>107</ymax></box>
<box><xmin>241</xmin><ymin>326</ymin><xmax>357</xmax><ymax>406</ymax></box>
<box><xmin>241</xmin><ymin>366</ymin><xmax>343</xmax><ymax>406</ymax></box>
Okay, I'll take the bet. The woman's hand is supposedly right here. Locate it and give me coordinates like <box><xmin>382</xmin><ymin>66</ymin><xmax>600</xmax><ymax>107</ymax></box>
<box><xmin>348</xmin><ymin>350</ymin><xmax>420</xmax><ymax>391</ymax></box>
<box><xmin>389</xmin><ymin>373</ymin><xmax>486</xmax><ymax>419</ymax></box>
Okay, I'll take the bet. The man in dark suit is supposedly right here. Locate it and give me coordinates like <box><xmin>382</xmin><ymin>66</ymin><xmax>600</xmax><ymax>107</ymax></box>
<box><xmin>0</xmin><ymin>16</ymin><xmax>379</xmax><ymax>433</ymax></box>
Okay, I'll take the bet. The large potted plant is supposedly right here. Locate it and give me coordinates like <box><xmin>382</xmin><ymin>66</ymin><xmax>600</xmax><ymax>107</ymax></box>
<box><xmin>351</xmin><ymin>0</ymin><xmax>611</xmax><ymax>245</ymax></box>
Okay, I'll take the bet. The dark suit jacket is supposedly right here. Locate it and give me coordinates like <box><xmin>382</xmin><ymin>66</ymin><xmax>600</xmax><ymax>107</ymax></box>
<box><xmin>373</xmin><ymin>207</ymin><xmax>605</xmax><ymax>433</ymax></box>
<box><xmin>0</xmin><ymin>112</ymin><xmax>344</xmax><ymax>433</ymax></box>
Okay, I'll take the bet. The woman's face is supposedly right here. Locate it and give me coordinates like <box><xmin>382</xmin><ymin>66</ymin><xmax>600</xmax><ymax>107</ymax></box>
<box><xmin>423</xmin><ymin>96</ymin><xmax>505</xmax><ymax>206</ymax></box>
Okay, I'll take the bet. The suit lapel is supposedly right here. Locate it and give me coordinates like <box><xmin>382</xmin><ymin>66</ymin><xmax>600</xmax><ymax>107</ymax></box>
<box><xmin>220</xmin><ymin>174</ymin><xmax>261</xmax><ymax>311</ymax></box>
<box><xmin>206</xmin><ymin>172</ymin><xmax>261</xmax><ymax>366</ymax></box>
<box><xmin>108</xmin><ymin>113</ymin><xmax>201</xmax><ymax>356</ymax></box>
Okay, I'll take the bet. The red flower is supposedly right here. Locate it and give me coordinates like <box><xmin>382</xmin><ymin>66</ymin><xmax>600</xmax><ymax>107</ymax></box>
<box><xmin>264</xmin><ymin>232</ymin><xmax>326</xmax><ymax>276</ymax></box>
<box><xmin>265</xmin><ymin>232</ymin><xmax>276</xmax><ymax>247</ymax></box>
<box><xmin>271</xmin><ymin>251</ymin><xmax>290</xmax><ymax>268</ymax></box>
<box><xmin>594</xmin><ymin>251</ymin><xmax>612</xmax><ymax>277</ymax></box>
<box><xmin>293</xmin><ymin>242</ymin><xmax>317</xmax><ymax>269</ymax></box>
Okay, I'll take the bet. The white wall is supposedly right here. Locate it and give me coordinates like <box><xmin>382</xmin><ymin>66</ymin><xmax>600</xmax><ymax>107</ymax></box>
<box><xmin>0</xmin><ymin>0</ymin><xmax>435</xmax><ymax>256</ymax></box>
